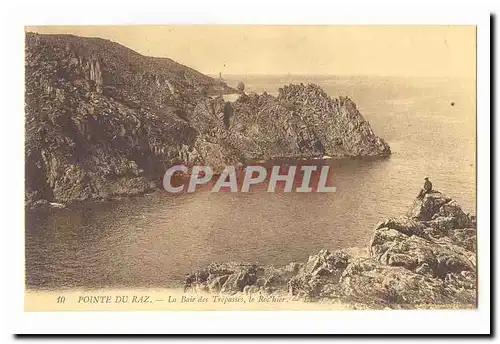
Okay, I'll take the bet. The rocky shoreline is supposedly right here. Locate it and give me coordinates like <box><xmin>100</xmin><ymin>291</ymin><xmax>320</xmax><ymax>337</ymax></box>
<box><xmin>25</xmin><ymin>33</ymin><xmax>390</xmax><ymax>207</ymax></box>
<box><xmin>184</xmin><ymin>190</ymin><xmax>476</xmax><ymax>309</ymax></box>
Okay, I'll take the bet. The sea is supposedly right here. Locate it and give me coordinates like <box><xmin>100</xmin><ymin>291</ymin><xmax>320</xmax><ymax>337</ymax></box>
<box><xmin>25</xmin><ymin>75</ymin><xmax>476</xmax><ymax>290</ymax></box>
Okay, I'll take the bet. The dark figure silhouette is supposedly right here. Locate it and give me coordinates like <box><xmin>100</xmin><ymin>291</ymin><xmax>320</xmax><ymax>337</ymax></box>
<box><xmin>417</xmin><ymin>177</ymin><xmax>433</xmax><ymax>199</ymax></box>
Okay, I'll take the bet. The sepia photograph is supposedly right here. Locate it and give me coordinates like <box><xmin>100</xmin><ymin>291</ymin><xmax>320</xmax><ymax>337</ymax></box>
<box><xmin>23</xmin><ymin>24</ymin><xmax>478</xmax><ymax>311</ymax></box>
<box><xmin>3</xmin><ymin>2</ymin><xmax>492</xmax><ymax>335</ymax></box>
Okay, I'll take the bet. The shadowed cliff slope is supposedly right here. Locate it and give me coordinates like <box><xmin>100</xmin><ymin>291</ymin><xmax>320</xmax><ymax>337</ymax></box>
<box><xmin>25</xmin><ymin>33</ymin><xmax>390</xmax><ymax>206</ymax></box>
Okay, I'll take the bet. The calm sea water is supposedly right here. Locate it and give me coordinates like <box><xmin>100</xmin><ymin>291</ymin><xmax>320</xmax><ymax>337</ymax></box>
<box><xmin>25</xmin><ymin>75</ymin><xmax>476</xmax><ymax>290</ymax></box>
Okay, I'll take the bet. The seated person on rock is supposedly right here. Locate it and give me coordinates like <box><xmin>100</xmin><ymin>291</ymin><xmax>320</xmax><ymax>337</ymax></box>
<box><xmin>417</xmin><ymin>177</ymin><xmax>433</xmax><ymax>199</ymax></box>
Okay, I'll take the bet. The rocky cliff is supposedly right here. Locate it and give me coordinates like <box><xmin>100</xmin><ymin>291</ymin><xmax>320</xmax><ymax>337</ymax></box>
<box><xmin>25</xmin><ymin>32</ymin><xmax>390</xmax><ymax>206</ymax></box>
<box><xmin>25</xmin><ymin>32</ymin><xmax>234</xmax><ymax>205</ymax></box>
<box><xmin>228</xmin><ymin>85</ymin><xmax>391</xmax><ymax>159</ymax></box>
<box><xmin>184</xmin><ymin>191</ymin><xmax>476</xmax><ymax>309</ymax></box>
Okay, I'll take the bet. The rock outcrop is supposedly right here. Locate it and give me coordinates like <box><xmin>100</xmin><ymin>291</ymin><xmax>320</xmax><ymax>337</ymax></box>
<box><xmin>224</xmin><ymin>85</ymin><xmax>391</xmax><ymax>160</ymax></box>
<box><xmin>25</xmin><ymin>32</ymin><xmax>390</xmax><ymax>206</ymax></box>
<box><xmin>184</xmin><ymin>191</ymin><xmax>476</xmax><ymax>308</ymax></box>
<box><xmin>25</xmin><ymin>32</ymin><xmax>235</xmax><ymax>206</ymax></box>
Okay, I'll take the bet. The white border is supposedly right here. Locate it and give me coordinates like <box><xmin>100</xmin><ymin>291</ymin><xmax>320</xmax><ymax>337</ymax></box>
<box><xmin>2</xmin><ymin>0</ymin><xmax>491</xmax><ymax>335</ymax></box>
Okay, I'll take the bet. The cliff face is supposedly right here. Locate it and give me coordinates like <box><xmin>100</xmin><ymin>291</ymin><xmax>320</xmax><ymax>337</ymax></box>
<box><xmin>184</xmin><ymin>84</ymin><xmax>391</xmax><ymax>171</ymax></box>
<box><xmin>185</xmin><ymin>191</ymin><xmax>476</xmax><ymax>308</ymax></box>
<box><xmin>25</xmin><ymin>32</ymin><xmax>235</xmax><ymax>205</ymax></box>
<box><xmin>25</xmin><ymin>32</ymin><xmax>390</xmax><ymax>206</ymax></box>
<box><xmin>229</xmin><ymin>84</ymin><xmax>390</xmax><ymax>159</ymax></box>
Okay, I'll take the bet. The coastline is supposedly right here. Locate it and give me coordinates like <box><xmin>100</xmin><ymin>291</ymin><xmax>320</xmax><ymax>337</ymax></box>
<box><xmin>182</xmin><ymin>190</ymin><xmax>477</xmax><ymax>309</ymax></box>
<box><xmin>26</xmin><ymin>154</ymin><xmax>391</xmax><ymax>211</ymax></box>
<box><xmin>26</xmin><ymin>188</ymin><xmax>476</xmax><ymax>310</ymax></box>
<box><xmin>25</xmin><ymin>35</ymin><xmax>392</xmax><ymax>208</ymax></box>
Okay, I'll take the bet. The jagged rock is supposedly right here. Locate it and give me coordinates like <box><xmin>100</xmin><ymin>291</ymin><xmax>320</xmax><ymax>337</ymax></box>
<box><xmin>431</xmin><ymin>200</ymin><xmax>472</xmax><ymax>228</ymax></box>
<box><xmin>25</xmin><ymin>32</ymin><xmax>234</xmax><ymax>205</ymax></box>
<box><xmin>228</xmin><ymin>84</ymin><xmax>391</xmax><ymax>160</ymax></box>
<box><xmin>184</xmin><ymin>263</ymin><xmax>260</xmax><ymax>295</ymax></box>
<box><xmin>339</xmin><ymin>258</ymin><xmax>474</xmax><ymax>306</ymax></box>
<box><xmin>370</xmin><ymin>192</ymin><xmax>476</xmax><ymax>278</ymax></box>
<box><xmin>406</xmin><ymin>191</ymin><xmax>452</xmax><ymax>221</ymax></box>
<box><xmin>185</xmin><ymin>191</ymin><xmax>476</xmax><ymax>308</ymax></box>
<box><xmin>302</xmin><ymin>249</ymin><xmax>349</xmax><ymax>276</ymax></box>
<box><xmin>243</xmin><ymin>285</ymin><xmax>260</xmax><ymax>295</ymax></box>
<box><xmin>207</xmin><ymin>275</ymin><xmax>230</xmax><ymax>293</ymax></box>
<box><xmin>89</xmin><ymin>58</ymin><xmax>103</xmax><ymax>94</ymax></box>
<box><xmin>220</xmin><ymin>267</ymin><xmax>258</xmax><ymax>294</ymax></box>
<box><xmin>25</xmin><ymin>32</ymin><xmax>391</xmax><ymax>205</ymax></box>
<box><xmin>423</xmin><ymin>216</ymin><xmax>458</xmax><ymax>233</ymax></box>
<box><xmin>369</xmin><ymin>227</ymin><xmax>475</xmax><ymax>277</ymax></box>
<box><xmin>374</xmin><ymin>216</ymin><xmax>427</xmax><ymax>237</ymax></box>
<box><xmin>448</xmin><ymin>228</ymin><xmax>476</xmax><ymax>252</ymax></box>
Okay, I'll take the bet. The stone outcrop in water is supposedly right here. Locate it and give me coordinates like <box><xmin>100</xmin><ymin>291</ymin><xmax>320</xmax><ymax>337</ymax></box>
<box><xmin>185</xmin><ymin>85</ymin><xmax>391</xmax><ymax>170</ymax></box>
<box><xmin>184</xmin><ymin>191</ymin><xmax>476</xmax><ymax>308</ymax></box>
<box><xmin>25</xmin><ymin>32</ymin><xmax>390</xmax><ymax>206</ymax></box>
<box><xmin>224</xmin><ymin>85</ymin><xmax>391</xmax><ymax>160</ymax></box>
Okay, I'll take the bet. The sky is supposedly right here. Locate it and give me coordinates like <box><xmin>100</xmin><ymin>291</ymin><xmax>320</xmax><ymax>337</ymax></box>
<box><xmin>26</xmin><ymin>25</ymin><xmax>476</xmax><ymax>78</ymax></box>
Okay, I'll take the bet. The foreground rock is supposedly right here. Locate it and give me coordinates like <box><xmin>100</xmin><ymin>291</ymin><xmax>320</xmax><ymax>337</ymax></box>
<box><xmin>25</xmin><ymin>33</ymin><xmax>390</xmax><ymax>206</ymax></box>
<box><xmin>185</xmin><ymin>191</ymin><xmax>476</xmax><ymax>309</ymax></box>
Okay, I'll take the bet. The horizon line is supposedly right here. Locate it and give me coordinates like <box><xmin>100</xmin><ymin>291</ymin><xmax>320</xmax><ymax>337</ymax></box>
<box><xmin>209</xmin><ymin>73</ymin><xmax>475</xmax><ymax>79</ymax></box>
<box><xmin>25</xmin><ymin>31</ymin><xmax>475</xmax><ymax>81</ymax></box>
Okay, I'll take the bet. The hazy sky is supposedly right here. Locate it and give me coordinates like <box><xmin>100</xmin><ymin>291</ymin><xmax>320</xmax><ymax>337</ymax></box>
<box><xmin>26</xmin><ymin>25</ymin><xmax>476</xmax><ymax>78</ymax></box>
